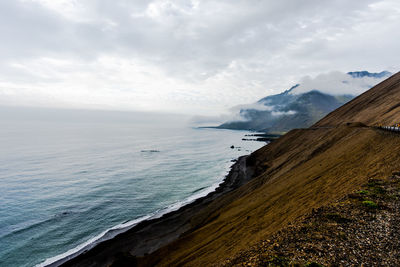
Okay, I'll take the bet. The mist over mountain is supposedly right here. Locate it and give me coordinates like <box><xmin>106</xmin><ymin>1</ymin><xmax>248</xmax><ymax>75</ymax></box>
<box><xmin>218</xmin><ymin>71</ymin><xmax>391</xmax><ymax>133</ymax></box>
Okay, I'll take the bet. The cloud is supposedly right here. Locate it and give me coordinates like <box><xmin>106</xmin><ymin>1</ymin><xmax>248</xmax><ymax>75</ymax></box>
<box><xmin>194</xmin><ymin>70</ymin><xmax>387</xmax><ymax>125</ymax></box>
<box><xmin>230</xmin><ymin>103</ymin><xmax>274</xmax><ymax>112</ymax></box>
<box><xmin>0</xmin><ymin>0</ymin><xmax>399</xmax><ymax>115</ymax></box>
<box><xmin>271</xmin><ymin>110</ymin><xmax>297</xmax><ymax>116</ymax></box>
<box><xmin>190</xmin><ymin>103</ymin><xmax>274</xmax><ymax>126</ymax></box>
<box><xmin>189</xmin><ymin>114</ymin><xmax>245</xmax><ymax>127</ymax></box>
<box><xmin>291</xmin><ymin>71</ymin><xmax>391</xmax><ymax>95</ymax></box>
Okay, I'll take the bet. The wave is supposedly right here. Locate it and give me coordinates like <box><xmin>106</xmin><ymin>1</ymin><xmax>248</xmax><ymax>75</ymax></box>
<box><xmin>35</xmin><ymin>214</ymin><xmax>153</xmax><ymax>267</ymax></box>
<box><xmin>36</xmin><ymin>170</ymin><xmax>227</xmax><ymax>267</ymax></box>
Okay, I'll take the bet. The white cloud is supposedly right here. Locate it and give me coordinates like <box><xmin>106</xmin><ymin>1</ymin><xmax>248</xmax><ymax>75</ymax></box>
<box><xmin>230</xmin><ymin>103</ymin><xmax>274</xmax><ymax>112</ymax></box>
<box><xmin>292</xmin><ymin>71</ymin><xmax>390</xmax><ymax>95</ymax></box>
<box><xmin>0</xmin><ymin>0</ymin><xmax>398</xmax><ymax>115</ymax></box>
<box><xmin>271</xmin><ymin>110</ymin><xmax>297</xmax><ymax>117</ymax></box>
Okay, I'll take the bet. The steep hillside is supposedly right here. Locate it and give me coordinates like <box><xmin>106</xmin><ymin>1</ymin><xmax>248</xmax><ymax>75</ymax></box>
<box><xmin>316</xmin><ymin>72</ymin><xmax>400</xmax><ymax>126</ymax></box>
<box><xmin>139</xmin><ymin>72</ymin><xmax>400</xmax><ymax>266</ymax></box>
<box><xmin>222</xmin><ymin>175</ymin><xmax>400</xmax><ymax>266</ymax></box>
<box><xmin>219</xmin><ymin>71</ymin><xmax>390</xmax><ymax>133</ymax></box>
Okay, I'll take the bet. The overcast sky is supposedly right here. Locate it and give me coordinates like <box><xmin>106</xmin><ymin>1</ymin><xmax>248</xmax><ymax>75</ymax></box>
<box><xmin>0</xmin><ymin>0</ymin><xmax>399</xmax><ymax>115</ymax></box>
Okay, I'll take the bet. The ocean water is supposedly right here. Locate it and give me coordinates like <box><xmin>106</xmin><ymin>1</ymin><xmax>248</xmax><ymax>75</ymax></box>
<box><xmin>0</xmin><ymin>107</ymin><xmax>264</xmax><ymax>267</ymax></box>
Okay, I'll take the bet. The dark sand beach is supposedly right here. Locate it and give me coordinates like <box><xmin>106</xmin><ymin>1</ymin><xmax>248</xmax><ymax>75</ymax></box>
<box><xmin>54</xmin><ymin>154</ymin><xmax>257</xmax><ymax>267</ymax></box>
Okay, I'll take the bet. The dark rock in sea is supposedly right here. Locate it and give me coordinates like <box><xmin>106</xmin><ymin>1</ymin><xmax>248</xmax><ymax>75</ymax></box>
<box><xmin>230</xmin><ymin>145</ymin><xmax>235</xmax><ymax>149</ymax></box>
<box><xmin>55</xmin><ymin>211</ymin><xmax>72</xmax><ymax>218</ymax></box>
<box><xmin>242</xmin><ymin>138</ymin><xmax>256</xmax><ymax>141</ymax></box>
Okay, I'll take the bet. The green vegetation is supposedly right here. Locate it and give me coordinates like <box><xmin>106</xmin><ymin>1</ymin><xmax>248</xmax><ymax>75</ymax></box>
<box><xmin>354</xmin><ymin>180</ymin><xmax>388</xmax><ymax>203</ymax></box>
<box><xmin>371</xmin><ymin>186</ymin><xmax>386</xmax><ymax>195</ymax></box>
<box><xmin>362</xmin><ymin>200</ymin><xmax>378</xmax><ymax>208</ymax></box>
<box><xmin>361</xmin><ymin>180</ymin><xmax>387</xmax><ymax>198</ymax></box>
<box><xmin>367</xmin><ymin>179</ymin><xmax>384</xmax><ymax>187</ymax></box>
<box><xmin>358</xmin><ymin>190</ymin><xmax>368</xmax><ymax>195</ymax></box>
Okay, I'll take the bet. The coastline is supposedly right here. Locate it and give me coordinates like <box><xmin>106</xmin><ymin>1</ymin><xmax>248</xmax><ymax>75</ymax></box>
<box><xmin>47</xmin><ymin>154</ymin><xmax>257</xmax><ymax>267</ymax></box>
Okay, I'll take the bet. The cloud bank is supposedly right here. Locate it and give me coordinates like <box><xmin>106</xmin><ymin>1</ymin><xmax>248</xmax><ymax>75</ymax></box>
<box><xmin>198</xmin><ymin>70</ymin><xmax>389</xmax><ymax>126</ymax></box>
<box><xmin>292</xmin><ymin>71</ymin><xmax>391</xmax><ymax>95</ymax></box>
<box><xmin>0</xmin><ymin>0</ymin><xmax>399</xmax><ymax>115</ymax></box>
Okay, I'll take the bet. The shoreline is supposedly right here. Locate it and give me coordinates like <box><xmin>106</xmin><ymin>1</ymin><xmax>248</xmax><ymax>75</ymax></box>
<box><xmin>47</xmin><ymin>154</ymin><xmax>256</xmax><ymax>267</ymax></box>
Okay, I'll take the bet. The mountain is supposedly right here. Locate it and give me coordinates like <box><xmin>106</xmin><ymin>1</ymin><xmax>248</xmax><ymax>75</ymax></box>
<box><xmin>347</xmin><ymin>70</ymin><xmax>391</xmax><ymax>78</ymax></box>
<box><xmin>140</xmin><ymin>71</ymin><xmax>400</xmax><ymax>266</ymax></box>
<box><xmin>219</xmin><ymin>88</ymin><xmax>353</xmax><ymax>133</ymax></box>
<box><xmin>218</xmin><ymin>71</ymin><xmax>391</xmax><ymax>133</ymax></box>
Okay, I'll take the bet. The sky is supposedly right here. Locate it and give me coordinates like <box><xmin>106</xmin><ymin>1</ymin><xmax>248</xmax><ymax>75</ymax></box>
<box><xmin>0</xmin><ymin>0</ymin><xmax>399</xmax><ymax>115</ymax></box>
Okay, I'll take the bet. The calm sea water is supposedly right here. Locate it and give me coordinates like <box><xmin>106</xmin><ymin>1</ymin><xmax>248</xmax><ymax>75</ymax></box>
<box><xmin>0</xmin><ymin>107</ymin><xmax>264</xmax><ymax>267</ymax></box>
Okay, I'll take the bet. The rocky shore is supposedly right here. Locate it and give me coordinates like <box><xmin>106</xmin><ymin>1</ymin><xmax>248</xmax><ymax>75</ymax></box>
<box><xmin>54</xmin><ymin>154</ymin><xmax>257</xmax><ymax>267</ymax></box>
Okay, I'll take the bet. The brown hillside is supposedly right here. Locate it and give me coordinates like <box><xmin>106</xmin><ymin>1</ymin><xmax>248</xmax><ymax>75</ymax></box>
<box><xmin>140</xmin><ymin>72</ymin><xmax>400</xmax><ymax>266</ymax></box>
<box><xmin>315</xmin><ymin>71</ymin><xmax>400</xmax><ymax>126</ymax></box>
<box><xmin>222</xmin><ymin>175</ymin><xmax>400</xmax><ymax>266</ymax></box>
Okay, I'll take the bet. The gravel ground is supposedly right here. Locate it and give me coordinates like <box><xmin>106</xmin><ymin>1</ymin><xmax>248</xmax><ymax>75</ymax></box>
<box><xmin>218</xmin><ymin>173</ymin><xmax>400</xmax><ymax>266</ymax></box>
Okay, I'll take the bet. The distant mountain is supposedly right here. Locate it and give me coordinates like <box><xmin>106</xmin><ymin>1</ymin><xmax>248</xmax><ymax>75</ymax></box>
<box><xmin>347</xmin><ymin>71</ymin><xmax>391</xmax><ymax>78</ymax></box>
<box><xmin>218</xmin><ymin>71</ymin><xmax>391</xmax><ymax>133</ymax></box>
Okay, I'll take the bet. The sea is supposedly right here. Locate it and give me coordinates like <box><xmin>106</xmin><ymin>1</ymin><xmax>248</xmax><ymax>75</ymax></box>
<box><xmin>0</xmin><ymin>107</ymin><xmax>265</xmax><ymax>267</ymax></box>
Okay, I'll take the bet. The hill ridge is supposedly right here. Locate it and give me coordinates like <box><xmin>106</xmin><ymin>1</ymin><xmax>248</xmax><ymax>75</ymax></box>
<box><xmin>315</xmin><ymin>71</ymin><xmax>400</xmax><ymax>127</ymax></box>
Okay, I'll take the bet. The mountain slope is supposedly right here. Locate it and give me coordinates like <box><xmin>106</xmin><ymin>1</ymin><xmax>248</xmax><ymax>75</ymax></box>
<box><xmin>315</xmin><ymin>73</ymin><xmax>400</xmax><ymax>127</ymax></box>
<box><xmin>140</xmin><ymin>72</ymin><xmax>400</xmax><ymax>266</ymax></box>
<box><xmin>219</xmin><ymin>88</ymin><xmax>353</xmax><ymax>133</ymax></box>
<box><xmin>219</xmin><ymin>71</ymin><xmax>391</xmax><ymax>133</ymax></box>
<box><xmin>223</xmin><ymin>175</ymin><xmax>400</xmax><ymax>266</ymax></box>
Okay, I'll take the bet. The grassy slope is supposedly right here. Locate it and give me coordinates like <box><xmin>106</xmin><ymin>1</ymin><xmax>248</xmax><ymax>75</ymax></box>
<box><xmin>140</xmin><ymin>72</ymin><xmax>400</xmax><ymax>266</ymax></box>
<box><xmin>315</xmin><ymin>72</ymin><xmax>400</xmax><ymax>126</ymax></box>
<box><xmin>222</xmin><ymin>175</ymin><xmax>400</xmax><ymax>266</ymax></box>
